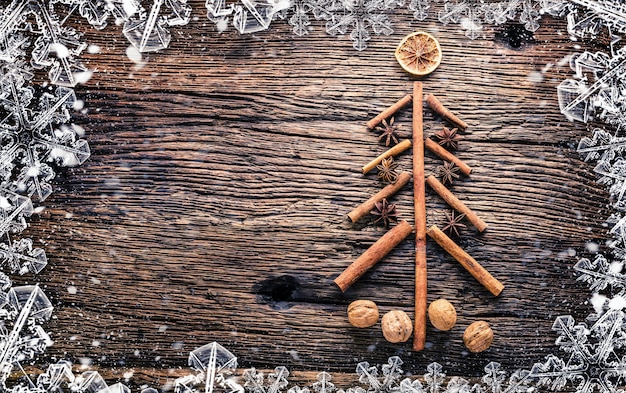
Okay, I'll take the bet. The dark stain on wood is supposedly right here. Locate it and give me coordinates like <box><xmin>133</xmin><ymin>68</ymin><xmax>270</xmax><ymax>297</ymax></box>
<box><xmin>494</xmin><ymin>24</ymin><xmax>536</xmax><ymax>49</ymax></box>
<box><xmin>17</xmin><ymin>2</ymin><xmax>612</xmax><ymax>388</ymax></box>
<box><xmin>254</xmin><ymin>275</ymin><xmax>301</xmax><ymax>309</ymax></box>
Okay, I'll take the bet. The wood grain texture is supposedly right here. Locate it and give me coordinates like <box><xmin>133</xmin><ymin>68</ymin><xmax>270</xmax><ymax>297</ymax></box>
<box><xmin>19</xmin><ymin>2</ymin><xmax>611</xmax><ymax>388</ymax></box>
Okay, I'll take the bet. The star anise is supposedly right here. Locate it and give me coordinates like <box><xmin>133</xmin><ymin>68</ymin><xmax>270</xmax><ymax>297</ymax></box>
<box><xmin>434</xmin><ymin>126</ymin><xmax>461</xmax><ymax>150</ymax></box>
<box><xmin>376</xmin><ymin>157</ymin><xmax>399</xmax><ymax>184</ymax></box>
<box><xmin>370</xmin><ymin>198</ymin><xmax>398</xmax><ymax>228</ymax></box>
<box><xmin>441</xmin><ymin>210</ymin><xmax>466</xmax><ymax>237</ymax></box>
<box><xmin>376</xmin><ymin>117</ymin><xmax>400</xmax><ymax>147</ymax></box>
<box><xmin>438</xmin><ymin>161</ymin><xmax>460</xmax><ymax>185</ymax></box>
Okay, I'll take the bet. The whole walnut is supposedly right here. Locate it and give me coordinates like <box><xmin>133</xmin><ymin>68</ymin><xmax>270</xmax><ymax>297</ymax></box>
<box><xmin>428</xmin><ymin>299</ymin><xmax>457</xmax><ymax>331</ymax></box>
<box><xmin>381</xmin><ymin>310</ymin><xmax>412</xmax><ymax>343</ymax></box>
<box><xmin>463</xmin><ymin>321</ymin><xmax>494</xmax><ymax>353</ymax></box>
<box><xmin>347</xmin><ymin>300</ymin><xmax>379</xmax><ymax>328</ymax></box>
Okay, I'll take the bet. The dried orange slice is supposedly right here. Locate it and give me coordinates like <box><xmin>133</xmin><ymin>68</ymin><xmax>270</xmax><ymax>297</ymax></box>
<box><xmin>395</xmin><ymin>31</ymin><xmax>442</xmax><ymax>77</ymax></box>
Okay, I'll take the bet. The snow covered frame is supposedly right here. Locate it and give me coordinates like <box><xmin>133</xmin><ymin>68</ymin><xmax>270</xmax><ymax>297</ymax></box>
<box><xmin>2</xmin><ymin>0</ymin><xmax>626</xmax><ymax>393</ymax></box>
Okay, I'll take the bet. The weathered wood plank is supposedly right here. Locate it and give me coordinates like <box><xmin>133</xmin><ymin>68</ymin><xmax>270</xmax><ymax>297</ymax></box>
<box><xmin>19</xmin><ymin>2</ymin><xmax>608</xmax><ymax>386</ymax></box>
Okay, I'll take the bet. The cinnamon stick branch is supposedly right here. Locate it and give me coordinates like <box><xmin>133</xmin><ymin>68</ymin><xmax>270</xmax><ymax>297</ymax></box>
<box><xmin>424</xmin><ymin>138</ymin><xmax>472</xmax><ymax>176</ymax></box>
<box><xmin>334</xmin><ymin>220</ymin><xmax>414</xmax><ymax>292</ymax></box>
<box><xmin>425</xmin><ymin>175</ymin><xmax>488</xmax><ymax>232</ymax></box>
<box><xmin>362</xmin><ymin>139</ymin><xmax>412</xmax><ymax>174</ymax></box>
<box><xmin>366</xmin><ymin>94</ymin><xmax>413</xmax><ymax>130</ymax></box>
<box><xmin>348</xmin><ymin>171</ymin><xmax>412</xmax><ymax>223</ymax></box>
<box><xmin>426</xmin><ymin>225</ymin><xmax>504</xmax><ymax>296</ymax></box>
<box><xmin>426</xmin><ymin>94</ymin><xmax>468</xmax><ymax>130</ymax></box>
<box><xmin>413</xmin><ymin>81</ymin><xmax>427</xmax><ymax>352</ymax></box>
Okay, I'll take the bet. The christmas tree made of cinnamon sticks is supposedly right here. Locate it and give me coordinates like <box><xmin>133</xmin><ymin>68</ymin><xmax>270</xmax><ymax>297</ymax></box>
<box><xmin>335</xmin><ymin>82</ymin><xmax>504</xmax><ymax>351</ymax></box>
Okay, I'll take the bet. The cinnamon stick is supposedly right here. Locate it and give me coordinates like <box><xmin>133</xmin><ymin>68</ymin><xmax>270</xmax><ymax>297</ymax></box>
<box><xmin>362</xmin><ymin>139</ymin><xmax>412</xmax><ymax>174</ymax></box>
<box><xmin>424</xmin><ymin>138</ymin><xmax>472</xmax><ymax>176</ymax></box>
<box><xmin>413</xmin><ymin>81</ymin><xmax>427</xmax><ymax>352</ymax></box>
<box><xmin>426</xmin><ymin>94</ymin><xmax>468</xmax><ymax>130</ymax></box>
<box><xmin>334</xmin><ymin>220</ymin><xmax>414</xmax><ymax>292</ymax></box>
<box><xmin>366</xmin><ymin>94</ymin><xmax>413</xmax><ymax>130</ymax></box>
<box><xmin>348</xmin><ymin>172</ymin><xmax>411</xmax><ymax>223</ymax></box>
<box><xmin>426</xmin><ymin>175</ymin><xmax>488</xmax><ymax>232</ymax></box>
<box><xmin>426</xmin><ymin>225</ymin><xmax>504</xmax><ymax>296</ymax></box>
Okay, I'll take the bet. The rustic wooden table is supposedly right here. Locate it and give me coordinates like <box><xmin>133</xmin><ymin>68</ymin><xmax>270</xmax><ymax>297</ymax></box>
<box><xmin>22</xmin><ymin>1</ymin><xmax>609</xmax><ymax>388</ymax></box>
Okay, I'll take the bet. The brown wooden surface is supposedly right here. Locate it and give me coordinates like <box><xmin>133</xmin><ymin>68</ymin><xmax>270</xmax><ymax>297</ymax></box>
<box><xmin>18</xmin><ymin>2</ymin><xmax>611</xmax><ymax>388</ymax></box>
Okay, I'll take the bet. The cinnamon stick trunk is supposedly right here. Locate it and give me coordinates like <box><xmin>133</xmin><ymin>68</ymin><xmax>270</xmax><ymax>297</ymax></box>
<box><xmin>413</xmin><ymin>81</ymin><xmax>427</xmax><ymax>351</ymax></box>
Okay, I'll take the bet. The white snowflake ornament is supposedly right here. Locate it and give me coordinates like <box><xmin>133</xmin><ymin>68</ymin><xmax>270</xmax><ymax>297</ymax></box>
<box><xmin>530</xmin><ymin>311</ymin><xmax>626</xmax><ymax>393</ymax></box>
<box><xmin>123</xmin><ymin>0</ymin><xmax>192</xmax><ymax>52</ymax></box>
<box><xmin>206</xmin><ymin>0</ymin><xmax>290</xmax><ymax>33</ymax></box>
<box><xmin>325</xmin><ymin>0</ymin><xmax>397</xmax><ymax>51</ymax></box>
<box><xmin>175</xmin><ymin>342</ymin><xmax>243</xmax><ymax>393</ymax></box>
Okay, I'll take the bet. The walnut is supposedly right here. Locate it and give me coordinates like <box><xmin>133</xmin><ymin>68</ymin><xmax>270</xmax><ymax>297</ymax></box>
<box><xmin>427</xmin><ymin>299</ymin><xmax>457</xmax><ymax>331</ymax></box>
<box><xmin>381</xmin><ymin>310</ymin><xmax>412</xmax><ymax>343</ymax></box>
<box><xmin>463</xmin><ymin>321</ymin><xmax>494</xmax><ymax>353</ymax></box>
<box><xmin>347</xmin><ymin>300</ymin><xmax>379</xmax><ymax>328</ymax></box>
